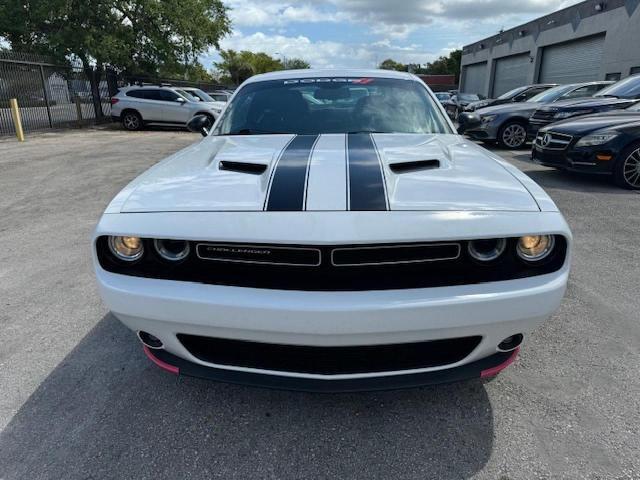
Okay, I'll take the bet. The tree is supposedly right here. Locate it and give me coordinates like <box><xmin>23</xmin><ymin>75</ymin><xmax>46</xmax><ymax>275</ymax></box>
<box><xmin>214</xmin><ymin>50</ymin><xmax>310</xmax><ymax>85</ymax></box>
<box><xmin>379</xmin><ymin>59</ymin><xmax>407</xmax><ymax>71</ymax></box>
<box><xmin>424</xmin><ymin>49</ymin><xmax>462</xmax><ymax>79</ymax></box>
<box><xmin>0</xmin><ymin>0</ymin><xmax>231</xmax><ymax>113</ymax></box>
<box><xmin>283</xmin><ymin>58</ymin><xmax>310</xmax><ymax>70</ymax></box>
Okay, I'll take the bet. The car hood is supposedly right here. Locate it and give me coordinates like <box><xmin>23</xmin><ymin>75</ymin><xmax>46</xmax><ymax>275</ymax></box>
<box><xmin>115</xmin><ymin>134</ymin><xmax>541</xmax><ymax>213</ymax></box>
<box><xmin>544</xmin><ymin>96</ymin><xmax>636</xmax><ymax>110</ymax></box>
<box><xmin>476</xmin><ymin>102</ymin><xmax>541</xmax><ymax>116</ymax></box>
<box><xmin>544</xmin><ymin>111</ymin><xmax>640</xmax><ymax>134</ymax></box>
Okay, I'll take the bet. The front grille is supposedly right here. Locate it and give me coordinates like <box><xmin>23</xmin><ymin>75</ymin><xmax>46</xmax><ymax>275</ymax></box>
<box><xmin>97</xmin><ymin>237</ymin><xmax>568</xmax><ymax>291</ymax></box>
<box><xmin>177</xmin><ymin>335</ymin><xmax>482</xmax><ymax>375</ymax></box>
<box><xmin>535</xmin><ymin>131</ymin><xmax>573</xmax><ymax>151</ymax></box>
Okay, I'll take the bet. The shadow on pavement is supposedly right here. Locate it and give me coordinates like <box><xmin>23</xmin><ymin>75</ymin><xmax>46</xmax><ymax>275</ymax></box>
<box><xmin>0</xmin><ymin>314</ymin><xmax>494</xmax><ymax>479</ymax></box>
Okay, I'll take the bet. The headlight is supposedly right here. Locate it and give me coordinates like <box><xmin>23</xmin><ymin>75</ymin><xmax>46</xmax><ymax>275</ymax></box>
<box><xmin>109</xmin><ymin>236</ymin><xmax>144</xmax><ymax>261</ymax></box>
<box><xmin>554</xmin><ymin>110</ymin><xmax>591</xmax><ymax>120</ymax></box>
<box><xmin>575</xmin><ymin>133</ymin><xmax>618</xmax><ymax>147</ymax></box>
<box><xmin>481</xmin><ymin>115</ymin><xmax>497</xmax><ymax>123</ymax></box>
<box><xmin>154</xmin><ymin>239</ymin><xmax>190</xmax><ymax>261</ymax></box>
<box><xmin>468</xmin><ymin>238</ymin><xmax>507</xmax><ymax>262</ymax></box>
<box><xmin>517</xmin><ymin>235</ymin><xmax>555</xmax><ymax>262</ymax></box>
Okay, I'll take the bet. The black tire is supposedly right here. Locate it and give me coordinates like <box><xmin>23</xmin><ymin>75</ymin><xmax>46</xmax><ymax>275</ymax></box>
<box><xmin>613</xmin><ymin>142</ymin><xmax>640</xmax><ymax>190</ymax></box>
<box><xmin>497</xmin><ymin>121</ymin><xmax>528</xmax><ymax>149</ymax></box>
<box><xmin>121</xmin><ymin>110</ymin><xmax>143</xmax><ymax>131</ymax></box>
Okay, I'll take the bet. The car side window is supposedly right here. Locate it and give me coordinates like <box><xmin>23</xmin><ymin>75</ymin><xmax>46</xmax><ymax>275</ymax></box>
<box><xmin>126</xmin><ymin>90</ymin><xmax>147</xmax><ymax>99</ymax></box>
<box><xmin>519</xmin><ymin>87</ymin><xmax>546</xmax><ymax>100</ymax></box>
<box><xmin>141</xmin><ymin>89</ymin><xmax>164</xmax><ymax>101</ymax></box>
<box><xmin>160</xmin><ymin>90</ymin><xmax>181</xmax><ymax>102</ymax></box>
<box><xmin>562</xmin><ymin>86</ymin><xmax>592</xmax><ymax>100</ymax></box>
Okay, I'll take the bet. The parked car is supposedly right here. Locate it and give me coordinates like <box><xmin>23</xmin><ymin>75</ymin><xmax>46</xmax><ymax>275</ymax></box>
<box><xmin>464</xmin><ymin>84</ymin><xmax>557</xmax><ymax>112</ymax></box>
<box><xmin>529</xmin><ymin>75</ymin><xmax>640</xmax><ymax>135</ymax></box>
<box><xmin>207</xmin><ymin>90</ymin><xmax>233</xmax><ymax>102</ymax></box>
<box><xmin>175</xmin><ymin>87</ymin><xmax>226</xmax><ymax>115</ymax></box>
<box><xmin>464</xmin><ymin>81</ymin><xmax>612</xmax><ymax>148</ymax></box>
<box><xmin>435</xmin><ymin>92</ymin><xmax>451</xmax><ymax>105</ymax></box>
<box><xmin>532</xmin><ymin>102</ymin><xmax>640</xmax><ymax>189</ymax></box>
<box><xmin>110</xmin><ymin>86</ymin><xmax>222</xmax><ymax>131</ymax></box>
<box><xmin>93</xmin><ymin>69</ymin><xmax>571</xmax><ymax>391</ymax></box>
<box><xmin>444</xmin><ymin>93</ymin><xmax>485</xmax><ymax>119</ymax></box>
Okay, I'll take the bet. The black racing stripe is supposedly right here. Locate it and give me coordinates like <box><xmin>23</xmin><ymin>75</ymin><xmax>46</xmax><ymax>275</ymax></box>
<box><xmin>347</xmin><ymin>133</ymin><xmax>388</xmax><ymax>211</ymax></box>
<box><xmin>266</xmin><ymin>135</ymin><xmax>319</xmax><ymax>211</ymax></box>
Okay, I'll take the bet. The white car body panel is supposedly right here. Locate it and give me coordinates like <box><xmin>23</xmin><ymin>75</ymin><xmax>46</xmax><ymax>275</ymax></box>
<box><xmin>94</xmin><ymin>69</ymin><xmax>572</xmax><ymax>387</ymax></box>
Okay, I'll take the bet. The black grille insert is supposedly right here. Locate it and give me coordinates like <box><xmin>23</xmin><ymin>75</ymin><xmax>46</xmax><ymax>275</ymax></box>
<box><xmin>177</xmin><ymin>335</ymin><xmax>482</xmax><ymax>375</ymax></box>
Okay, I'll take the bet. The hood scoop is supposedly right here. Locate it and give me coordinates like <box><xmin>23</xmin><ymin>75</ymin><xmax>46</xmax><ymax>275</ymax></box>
<box><xmin>390</xmin><ymin>159</ymin><xmax>440</xmax><ymax>174</ymax></box>
<box><xmin>219</xmin><ymin>160</ymin><xmax>268</xmax><ymax>175</ymax></box>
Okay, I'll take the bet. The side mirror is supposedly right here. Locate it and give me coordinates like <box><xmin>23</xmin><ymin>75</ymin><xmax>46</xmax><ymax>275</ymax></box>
<box><xmin>457</xmin><ymin>112</ymin><xmax>482</xmax><ymax>134</ymax></box>
<box><xmin>187</xmin><ymin>114</ymin><xmax>213</xmax><ymax>137</ymax></box>
<box><xmin>176</xmin><ymin>97</ymin><xmax>186</xmax><ymax>103</ymax></box>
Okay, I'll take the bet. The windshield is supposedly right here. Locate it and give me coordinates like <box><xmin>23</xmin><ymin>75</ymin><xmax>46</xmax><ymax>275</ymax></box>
<box><xmin>528</xmin><ymin>84</ymin><xmax>578</xmax><ymax>103</ymax></box>
<box><xmin>214</xmin><ymin>77</ymin><xmax>452</xmax><ymax>136</ymax></box>
<box><xmin>175</xmin><ymin>89</ymin><xmax>201</xmax><ymax>102</ymax></box>
<box><xmin>457</xmin><ymin>93</ymin><xmax>481</xmax><ymax>102</ymax></box>
<box><xmin>186</xmin><ymin>89</ymin><xmax>215</xmax><ymax>102</ymax></box>
<box><xmin>497</xmin><ymin>86</ymin><xmax>527</xmax><ymax>100</ymax></box>
<box><xmin>596</xmin><ymin>75</ymin><xmax>640</xmax><ymax>99</ymax></box>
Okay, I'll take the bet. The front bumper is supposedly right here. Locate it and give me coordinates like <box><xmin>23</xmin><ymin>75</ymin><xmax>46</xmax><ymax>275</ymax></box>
<box><xmin>144</xmin><ymin>345</ymin><xmax>521</xmax><ymax>392</ymax></box>
<box><xmin>94</xmin><ymin>210</ymin><xmax>571</xmax><ymax>389</ymax></box>
<box><xmin>466</xmin><ymin>122</ymin><xmax>500</xmax><ymax>141</ymax></box>
<box><xmin>98</xmin><ymin>265</ymin><xmax>568</xmax><ymax>385</ymax></box>
<box><xmin>532</xmin><ymin>143</ymin><xmax>617</xmax><ymax>174</ymax></box>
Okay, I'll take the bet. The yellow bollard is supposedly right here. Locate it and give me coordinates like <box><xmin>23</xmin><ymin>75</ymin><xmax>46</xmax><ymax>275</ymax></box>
<box><xmin>9</xmin><ymin>98</ymin><xmax>25</xmax><ymax>142</ymax></box>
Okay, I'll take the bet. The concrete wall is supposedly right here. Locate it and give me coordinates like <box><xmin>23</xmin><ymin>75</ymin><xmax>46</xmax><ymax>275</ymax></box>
<box><xmin>460</xmin><ymin>0</ymin><xmax>640</xmax><ymax>96</ymax></box>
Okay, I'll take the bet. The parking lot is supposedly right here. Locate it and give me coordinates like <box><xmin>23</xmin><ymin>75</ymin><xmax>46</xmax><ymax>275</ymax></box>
<box><xmin>0</xmin><ymin>127</ymin><xmax>639</xmax><ymax>479</ymax></box>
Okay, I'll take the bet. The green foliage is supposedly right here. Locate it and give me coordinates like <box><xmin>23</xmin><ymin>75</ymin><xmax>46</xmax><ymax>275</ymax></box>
<box><xmin>423</xmin><ymin>50</ymin><xmax>462</xmax><ymax>78</ymax></box>
<box><xmin>379</xmin><ymin>58</ymin><xmax>407</xmax><ymax>71</ymax></box>
<box><xmin>0</xmin><ymin>0</ymin><xmax>231</xmax><ymax>79</ymax></box>
<box><xmin>215</xmin><ymin>50</ymin><xmax>310</xmax><ymax>85</ymax></box>
<box><xmin>284</xmin><ymin>58</ymin><xmax>310</xmax><ymax>70</ymax></box>
<box><xmin>378</xmin><ymin>50</ymin><xmax>462</xmax><ymax>79</ymax></box>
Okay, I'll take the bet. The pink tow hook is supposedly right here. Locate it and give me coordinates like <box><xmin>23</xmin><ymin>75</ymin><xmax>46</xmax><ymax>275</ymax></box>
<box><xmin>143</xmin><ymin>345</ymin><xmax>180</xmax><ymax>375</ymax></box>
<box><xmin>480</xmin><ymin>347</ymin><xmax>520</xmax><ymax>378</ymax></box>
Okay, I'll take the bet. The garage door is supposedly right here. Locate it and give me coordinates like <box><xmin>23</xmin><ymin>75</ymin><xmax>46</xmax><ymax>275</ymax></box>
<box><xmin>462</xmin><ymin>62</ymin><xmax>487</xmax><ymax>94</ymax></box>
<box><xmin>539</xmin><ymin>35</ymin><xmax>605</xmax><ymax>84</ymax></box>
<box><xmin>493</xmin><ymin>53</ymin><xmax>531</xmax><ymax>97</ymax></box>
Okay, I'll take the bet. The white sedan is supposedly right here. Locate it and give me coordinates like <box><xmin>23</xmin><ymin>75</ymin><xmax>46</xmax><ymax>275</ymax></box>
<box><xmin>93</xmin><ymin>69</ymin><xmax>571</xmax><ymax>392</ymax></box>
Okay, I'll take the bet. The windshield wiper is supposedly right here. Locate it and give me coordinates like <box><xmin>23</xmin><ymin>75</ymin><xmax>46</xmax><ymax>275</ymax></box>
<box><xmin>596</xmin><ymin>94</ymin><xmax>619</xmax><ymax>99</ymax></box>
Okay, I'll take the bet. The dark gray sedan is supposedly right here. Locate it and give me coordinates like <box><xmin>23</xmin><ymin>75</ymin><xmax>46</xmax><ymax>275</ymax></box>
<box><xmin>464</xmin><ymin>82</ymin><xmax>611</xmax><ymax>148</ymax></box>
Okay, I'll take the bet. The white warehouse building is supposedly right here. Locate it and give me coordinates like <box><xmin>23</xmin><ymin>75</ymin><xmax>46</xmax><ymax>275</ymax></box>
<box><xmin>460</xmin><ymin>0</ymin><xmax>640</xmax><ymax>96</ymax></box>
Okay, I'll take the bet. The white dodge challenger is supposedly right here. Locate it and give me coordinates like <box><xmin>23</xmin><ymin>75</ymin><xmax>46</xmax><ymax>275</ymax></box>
<box><xmin>93</xmin><ymin>69</ymin><xmax>571</xmax><ymax>391</ymax></box>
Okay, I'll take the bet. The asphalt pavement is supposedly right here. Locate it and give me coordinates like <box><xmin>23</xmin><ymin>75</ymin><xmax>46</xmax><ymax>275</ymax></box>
<box><xmin>0</xmin><ymin>127</ymin><xmax>638</xmax><ymax>479</ymax></box>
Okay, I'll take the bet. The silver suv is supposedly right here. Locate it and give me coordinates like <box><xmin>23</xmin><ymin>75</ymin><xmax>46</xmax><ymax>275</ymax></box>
<box><xmin>111</xmin><ymin>86</ymin><xmax>223</xmax><ymax>131</ymax></box>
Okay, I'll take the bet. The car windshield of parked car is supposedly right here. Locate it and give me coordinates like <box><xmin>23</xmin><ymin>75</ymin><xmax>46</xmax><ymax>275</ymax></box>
<box><xmin>214</xmin><ymin>77</ymin><xmax>452</xmax><ymax>135</ymax></box>
<box><xmin>457</xmin><ymin>93</ymin><xmax>481</xmax><ymax>102</ymax></box>
<box><xmin>528</xmin><ymin>84</ymin><xmax>580</xmax><ymax>103</ymax></box>
<box><xmin>497</xmin><ymin>86</ymin><xmax>528</xmax><ymax>100</ymax></box>
<box><xmin>187</xmin><ymin>89</ymin><xmax>216</xmax><ymax>102</ymax></box>
<box><xmin>595</xmin><ymin>75</ymin><xmax>640</xmax><ymax>99</ymax></box>
<box><xmin>175</xmin><ymin>89</ymin><xmax>200</xmax><ymax>102</ymax></box>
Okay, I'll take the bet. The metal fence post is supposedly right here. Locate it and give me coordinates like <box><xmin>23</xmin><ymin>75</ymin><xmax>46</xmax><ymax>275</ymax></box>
<box><xmin>9</xmin><ymin>98</ymin><xmax>25</xmax><ymax>141</ymax></box>
<box><xmin>39</xmin><ymin>65</ymin><xmax>53</xmax><ymax>128</ymax></box>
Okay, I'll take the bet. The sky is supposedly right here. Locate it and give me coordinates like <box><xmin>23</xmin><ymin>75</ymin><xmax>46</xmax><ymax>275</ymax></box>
<box><xmin>202</xmin><ymin>0</ymin><xmax>583</xmax><ymax>71</ymax></box>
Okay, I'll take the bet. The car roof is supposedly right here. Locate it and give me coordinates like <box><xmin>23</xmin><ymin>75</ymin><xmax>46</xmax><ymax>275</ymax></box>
<box><xmin>245</xmin><ymin>69</ymin><xmax>416</xmax><ymax>84</ymax></box>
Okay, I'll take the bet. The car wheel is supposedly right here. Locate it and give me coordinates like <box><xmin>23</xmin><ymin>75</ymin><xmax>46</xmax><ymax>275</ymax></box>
<box><xmin>122</xmin><ymin>111</ymin><xmax>143</xmax><ymax>131</ymax></box>
<box><xmin>498</xmin><ymin>121</ymin><xmax>527</xmax><ymax>149</ymax></box>
<box><xmin>613</xmin><ymin>143</ymin><xmax>640</xmax><ymax>190</ymax></box>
